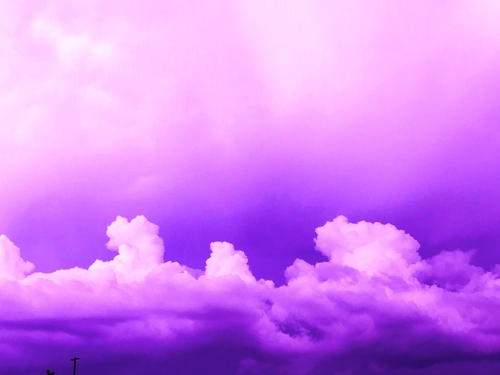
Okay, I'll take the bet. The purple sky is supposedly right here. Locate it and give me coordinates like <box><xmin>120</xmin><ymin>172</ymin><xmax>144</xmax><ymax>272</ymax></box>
<box><xmin>2</xmin><ymin>1</ymin><xmax>500</xmax><ymax>374</ymax></box>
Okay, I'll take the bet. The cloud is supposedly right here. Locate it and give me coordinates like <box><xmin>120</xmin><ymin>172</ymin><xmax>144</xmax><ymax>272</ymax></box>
<box><xmin>205</xmin><ymin>242</ymin><xmax>256</xmax><ymax>284</ymax></box>
<box><xmin>1</xmin><ymin>215</ymin><xmax>500</xmax><ymax>374</ymax></box>
<box><xmin>32</xmin><ymin>15</ymin><xmax>114</xmax><ymax>69</ymax></box>
<box><xmin>314</xmin><ymin>215</ymin><xmax>421</xmax><ymax>278</ymax></box>
<box><xmin>413</xmin><ymin>249</ymin><xmax>485</xmax><ymax>291</ymax></box>
<box><xmin>3</xmin><ymin>0</ymin><xmax>500</xmax><ymax>247</ymax></box>
<box><xmin>89</xmin><ymin>215</ymin><xmax>165</xmax><ymax>282</ymax></box>
<box><xmin>0</xmin><ymin>235</ymin><xmax>34</xmax><ymax>280</ymax></box>
<box><xmin>3</xmin><ymin>1</ymin><xmax>500</xmax><ymax>373</ymax></box>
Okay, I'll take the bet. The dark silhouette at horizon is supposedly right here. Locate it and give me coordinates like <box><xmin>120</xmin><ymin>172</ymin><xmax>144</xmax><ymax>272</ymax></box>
<box><xmin>71</xmin><ymin>357</ymin><xmax>80</xmax><ymax>375</ymax></box>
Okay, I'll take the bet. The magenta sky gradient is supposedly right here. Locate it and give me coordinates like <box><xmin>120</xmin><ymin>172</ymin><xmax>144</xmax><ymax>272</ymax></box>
<box><xmin>2</xmin><ymin>1</ymin><xmax>500</xmax><ymax>374</ymax></box>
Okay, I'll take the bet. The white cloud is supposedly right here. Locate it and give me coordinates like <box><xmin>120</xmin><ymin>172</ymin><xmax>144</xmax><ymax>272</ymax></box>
<box><xmin>31</xmin><ymin>16</ymin><xmax>113</xmax><ymax>69</ymax></box>
<box><xmin>314</xmin><ymin>215</ymin><xmax>421</xmax><ymax>279</ymax></box>
<box><xmin>206</xmin><ymin>241</ymin><xmax>256</xmax><ymax>284</ymax></box>
<box><xmin>0</xmin><ymin>235</ymin><xmax>34</xmax><ymax>280</ymax></box>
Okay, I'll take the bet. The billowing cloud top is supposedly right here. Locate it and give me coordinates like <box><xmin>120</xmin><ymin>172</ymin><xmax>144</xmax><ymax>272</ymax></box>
<box><xmin>0</xmin><ymin>235</ymin><xmax>34</xmax><ymax>280</ymax></box>
<box><xmin>2</xmin><ymin>1</ymin><xmax>500</xmax><ymax>373</ymax></box>
<box><xmin>2</xmin><ymin>215</ymin><xmax>500</xmax><ymax>374</ymax></box>
<box><xmin>3</xmin><ymin>0</ymin><xmax>500</xmax><ymax>285</ymax></box>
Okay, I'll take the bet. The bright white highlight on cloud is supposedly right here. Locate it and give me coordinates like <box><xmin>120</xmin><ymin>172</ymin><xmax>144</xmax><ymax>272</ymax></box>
<box><xmin>2</xmin><ymin>215</ymin><xmax>500</xmax><ymax>373</ymax></box>
<box><xmin>0</xmin><ymin>235</ymin><xmax>34</xmax><ymax>280</ymax></box>
<box><xmin>315</xmin><ymin>215</ymin><xmax>421</xmax><ymax>278</ymax></box>
<box><xmin>88</xmin><ymin>215</ymin><xmax>165</xmax><ymax>282</ymax></box>
<box><xmin>206</xmin><ymin>242</ymin><xmax>256</xmax><ymax>284</ymax></box>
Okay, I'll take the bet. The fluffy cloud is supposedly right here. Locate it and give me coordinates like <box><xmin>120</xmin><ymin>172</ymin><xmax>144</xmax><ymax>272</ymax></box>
<box><xmin>1</xmin><ymin>215</ymin><xmax>500</xmax><ymax>374</ymax></box>
<box><xmin>0</xmin><ymin>235</ymin><xmax>34</xmax><ymax>280</ymax></box>
<box><xmin>314</xmin><ymin>215</ymin><xmax>421</xmax><ymax>278</ymax></box>
<box><xmin>205</xmin><ymin>242</ymin><xmax>256</xmax><ymax>284</ymax></box>
<box><xmin>89</xmin><ymin>215</ymin><xmax>165</xmax><ymax>282</ymax></box>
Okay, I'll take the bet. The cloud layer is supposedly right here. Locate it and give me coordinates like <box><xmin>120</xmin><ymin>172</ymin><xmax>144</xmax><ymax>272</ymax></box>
<box><xmin>2</xmin><ymin>0</ymin><xmax>500</xmax><ymax>282</ymax></box>
<box><xmin>2</xmin><ymin>1</ymin><xmax>500</xmax><ymax>373</ymax></box>
<box><xmin>2</xmin><ymin>215</ymin><xmax>500</xmax><ymax>374</ymax></box>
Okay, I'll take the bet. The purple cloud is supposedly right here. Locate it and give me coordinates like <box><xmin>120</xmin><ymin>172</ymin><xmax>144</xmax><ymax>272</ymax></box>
<box><xmin>2</xmin><ymin>1</ymin><xmax>500</xmax><ymax>373</ymax></box>
<box><xmin>2</xmin><ymin>215</ymin><xmax>500</xmax><ymax>374</ymax></box>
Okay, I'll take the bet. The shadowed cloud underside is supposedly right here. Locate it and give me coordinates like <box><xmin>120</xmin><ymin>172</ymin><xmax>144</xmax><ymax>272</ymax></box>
<box><xmin>2</xmin><ymin>1</ymin><xmax>500</xmax><ymax>374</ymax></box>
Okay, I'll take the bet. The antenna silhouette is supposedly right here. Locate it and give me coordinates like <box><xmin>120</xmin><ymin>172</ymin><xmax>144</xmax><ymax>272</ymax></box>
<box><xmin>70</xmin><ymin>357</ymin><xmax>80</xmax><ymax>375</ymax></box>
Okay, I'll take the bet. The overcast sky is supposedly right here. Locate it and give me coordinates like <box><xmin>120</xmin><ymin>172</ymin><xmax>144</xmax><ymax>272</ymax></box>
<box><xmin>2</xmin><ymin>1</ymin><xmax>500</xmax><ymax>374</ymax></box>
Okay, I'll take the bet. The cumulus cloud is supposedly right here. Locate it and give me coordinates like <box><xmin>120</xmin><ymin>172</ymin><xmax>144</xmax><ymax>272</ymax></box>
<box><xmin>89</xmin><ymin>215</ymin><xmax>165</xmax><ymax>282</ymax></box>
<box><xmin>314</xmin><ymin>215</ymin><xmax>421</xmax><ymax>279</ymax></box>
<box><xmin>0</xmin><ymin>235</ymin><xmax>34</xmax><ymax>280</ymax></box>
<box><xmin>205</xmin><ymin>242</ymin><xmax>256</xmax><ymax>284</ymax></box>
<box><xmin>1</xmin><ymin>215</ymin><xmax>500</xmax><ymax>374</ymax></box>
<box><xmin>413</xmin><ymin>249</ymin><xmax>485</xmax><ymax>291</ymax></box>
<box><xmin>3</xmin><ymin>2</ymin><xmax>500</xmax><ymax>374</ymax></box>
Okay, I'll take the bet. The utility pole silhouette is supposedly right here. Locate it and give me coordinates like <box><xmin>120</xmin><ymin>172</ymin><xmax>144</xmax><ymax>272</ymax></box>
<box><xmin>70</xmin><ymin>357</ymin><xmax>80</xmax><ymax>375</ymax></box>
